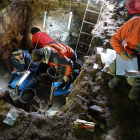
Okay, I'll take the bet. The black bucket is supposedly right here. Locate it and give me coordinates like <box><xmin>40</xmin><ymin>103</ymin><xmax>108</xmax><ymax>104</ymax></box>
<box><xmin>47</xmin><ymin>67</ymin><xmax>61</xmax><ymax>81</ymax></box>
<box><xmin>19</xmin><ymin>88</ymin><xmax>36</xmax><ymax>104</ymax></box>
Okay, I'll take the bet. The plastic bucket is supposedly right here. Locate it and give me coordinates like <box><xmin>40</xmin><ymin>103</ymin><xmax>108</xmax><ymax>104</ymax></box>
<box><xmin>19</xmin><ymin>88</ymin><xmax>36</xmax><ymax>104</ymax></box>
<box><xmin>47</xmin><ymin>67</ymin><xmax>61</xmax><ymax>81</ymax></box>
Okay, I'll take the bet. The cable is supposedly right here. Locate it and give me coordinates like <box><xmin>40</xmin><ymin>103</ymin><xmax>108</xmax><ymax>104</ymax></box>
<box><xmin>34</xmin><ymin>32</ymin><xmax>41</xmax><ymax>50</ymax></box>
<box><xmin>23</xmin><ymin>106</ymin><xmax>48</xmax><ymax>138</ymax></box>
<box><xmin>43</xmin><ymin>106</ymin><xmax>51</xmax><ymax>116</ymax></box>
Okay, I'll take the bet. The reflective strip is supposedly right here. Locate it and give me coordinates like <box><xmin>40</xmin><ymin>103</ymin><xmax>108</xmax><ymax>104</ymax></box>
<box><xmin>43</xmin><ymin>47</ymin><xmax>51</xmax><ymax>64</ymax></box>
<box><xmin>46</xmin><ymin>41</ymin><xmax>56</xmax><ymax>45</ymax></box>
<box><xmin>134</xmin><ymin>42</ymin><xmax>140</xmax><ymax>54</ymax></box>
<box><xmin>13</xmin><ymin>50</ymin><xmax>22</xmax><ymax>55</ymax></box>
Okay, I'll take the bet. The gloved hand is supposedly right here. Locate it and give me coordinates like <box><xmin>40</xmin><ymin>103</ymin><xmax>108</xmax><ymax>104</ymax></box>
<box><xmin>120</xmin><ymin>50</ymin><xmax>131</xmax><ymax>60</ymax></box>
<box><xmin>12</xmin><ymin>71</ymin><xmax>20</xmax><ymax>76</ymax></box>
<box><xmin>63</xmin><ymin>76</ymin><xmax>69</xmax><ymax>82</ymax></box>
<box><xmin>55</xmin><ymin>65</ymin><xmax>60</xmax><ymax>70</ymax></box>
<box><xmin>12</xmin><ymin>71</ymin><xmax>17</xmax><ymax>76</ymax></box>
<box><xmin>13</xmin><ymin>67</ymin><xmax>17</xmax><ymax>73</ymax></box>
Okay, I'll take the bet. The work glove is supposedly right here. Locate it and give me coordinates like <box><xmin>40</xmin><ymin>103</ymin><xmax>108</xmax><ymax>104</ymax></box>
<box><xmin>120</xmin><ymin>50</ymin><xmax>132</xmax><ymax>60</ymax></box>
<box><xmin>55</xmin><ymin>65</ymin><xmax>60</xmax><ymax>70</ymax></box>
<box><xmin>63</xmin><ymin>76</ymin><xmax>69</xmax><ymax>82</ymax></box>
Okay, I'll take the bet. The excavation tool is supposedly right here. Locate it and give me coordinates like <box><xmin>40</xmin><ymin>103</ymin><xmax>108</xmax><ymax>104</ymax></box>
<box><xmin>48</xmin><ymin>68</ymin><xmax>58</xmax><ymax>108</ymax></box>
<box><xmin>16</xmin><ymin>71</ymin><xmax>30</xmax><ymax>87</ymax></box>
<box><xmin>87</xmin><ymin>114</ymin><xmax>105</xmax><ymax>130</ymax></box>
<box><xmin>76</xmin><ymin>95</ymin><xmax>106</xmax><ymax>108</ymax></box>
<box><xmin>10</xmin><ymin>71</ymin><xmax>31</xmax><ymax>104</ymax></box>
<box><xmin>76</xmin><ymin>119</ymin><xmax>96</xmax><ymax>125</ymax></box>
<box><xmin>44</xmin><ymin>67</ymin><xmax>58</xmax><ymax>115</ymax></box>
<box><xmin>75</xmin><ymin>119</ymin><xmax>96</xmax><ymax>130</ymax></box>
<box><xmin>74</xmin><ymin>121</ymin><xmax>94</xmax><ymax>130</ymax></box>
<box><xmin>48</xmin><ymin>83</ymin><xmax>55</xmax><ymax>108</ymax></box>
<box><xmin>77</xmin><ymin>95</ymin><xmax>106</xmax><ymax>129</ymax></box>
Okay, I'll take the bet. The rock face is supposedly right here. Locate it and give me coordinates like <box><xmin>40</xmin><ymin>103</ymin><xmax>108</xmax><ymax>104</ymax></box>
<box><xmin>91</xmin><ymin>1</ymin><xmax>125</xmax><ymax>54</ymax></box>
<box><xmin>0</xmin><ymin>0</ymin><xmax>32</xmax><ymax>70</ymax></box>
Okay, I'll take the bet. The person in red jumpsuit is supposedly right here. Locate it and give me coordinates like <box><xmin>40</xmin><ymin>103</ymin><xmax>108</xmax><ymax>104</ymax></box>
<box><xmin>31</xmin><ymin>27</ymin><xmax>56</xmax><ymax>49</ymax></box>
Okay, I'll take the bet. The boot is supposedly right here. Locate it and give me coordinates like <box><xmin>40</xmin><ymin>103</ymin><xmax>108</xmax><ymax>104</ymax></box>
<box><xmin>108</xmin><ymin>77</ymin><xmax>122</xmax><ymax>88</ymax></box>
<box><xmin>64</xmin><ymin>78</ymin><xmax>75</xmax><ymax>90</ymax></box>
<box><xmin>128</xmin><ymin>87</ymin><xmax>140</xmax><ymax>100</ymax></box>
<box><xmin>57</xmin><ymin>80</ymin><xmax>66</xmax><ymax>90</ymax></box>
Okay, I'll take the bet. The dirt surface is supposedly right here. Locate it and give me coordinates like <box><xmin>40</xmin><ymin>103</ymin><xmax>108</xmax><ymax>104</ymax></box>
<box><xmin>22</xmin><ymin>92</ymin><xmax>35</xmax><ymax>103</ymax></box>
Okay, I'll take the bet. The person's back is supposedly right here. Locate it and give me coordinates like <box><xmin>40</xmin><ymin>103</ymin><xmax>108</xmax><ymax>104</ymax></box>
<box><xmin>31</xmin><ymin>27</ymin><xmax>56</xmax><ymax>48</ymax></box>
<box><xmin>44</xmin><ymin>43</ymin><xmax>74</xmax><ymax>58</ymax></box>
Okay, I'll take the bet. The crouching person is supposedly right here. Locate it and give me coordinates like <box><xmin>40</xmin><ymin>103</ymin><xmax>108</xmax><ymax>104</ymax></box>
<box><xmin>31</xmin><ymin>46</ymin><xmax>75</xmax><ymax>90</ymax></box>
<box><xmin>10</xmin><ymin>48</ymin><xmax>40</xmax><ymax>91</ymax></box>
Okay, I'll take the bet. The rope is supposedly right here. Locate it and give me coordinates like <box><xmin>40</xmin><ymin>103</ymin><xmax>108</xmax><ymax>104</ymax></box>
<box><xmin>5</xmin><ymin>106</ymin><xmax>50</xmax><ymax>140</ymax></box>
<box><xmin>35</xmin><ymin>32</ymin><xmax>41</xmax><ymax>50</ymax></box>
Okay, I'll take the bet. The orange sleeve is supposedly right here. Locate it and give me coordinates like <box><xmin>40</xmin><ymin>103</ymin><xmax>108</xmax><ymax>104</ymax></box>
<box><xmin>48</xmin><ymin>62</ymin><xmax>72</xmax><ymax>77</ymax></box>
<box><xmin>64</xmin><ymin>65</ymin><xmax>72</xmax><ymax>76</ymax></box>
<box><xmin>111</xmin><ymin>18</ymin><xmax>137</xmax><ymax>54</ymax></box>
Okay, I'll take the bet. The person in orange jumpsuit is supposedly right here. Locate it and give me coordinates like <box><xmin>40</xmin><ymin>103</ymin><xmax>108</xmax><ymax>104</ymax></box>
<box><xmin>108</xmin><ymin>17</ymin><xmax>140</xmax><ymax>100</ymax></box>
<box><xmin>31</xmin><ymin>44</ymin><xmax>78</xmax><ymax>90</ymax></box>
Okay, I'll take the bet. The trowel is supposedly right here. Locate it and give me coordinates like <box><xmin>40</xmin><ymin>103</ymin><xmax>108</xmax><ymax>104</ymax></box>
<box><xmin>124</xmin><ymin>70</ymin><xmax>140</xmax><ymax>77</ymax></box>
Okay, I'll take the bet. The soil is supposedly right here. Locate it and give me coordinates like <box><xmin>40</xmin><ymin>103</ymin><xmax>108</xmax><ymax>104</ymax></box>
<box><xmin>22</xmin><ymin>92</ymin><xmax>35</xmax><ymax>103</ymax></box>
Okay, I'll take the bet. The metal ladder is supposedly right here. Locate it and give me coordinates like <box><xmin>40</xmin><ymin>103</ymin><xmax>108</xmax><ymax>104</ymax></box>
<box><xmin>75</xmin><ymin>0</ymin><xmax>105</xmax><ymax>55</ymax></box>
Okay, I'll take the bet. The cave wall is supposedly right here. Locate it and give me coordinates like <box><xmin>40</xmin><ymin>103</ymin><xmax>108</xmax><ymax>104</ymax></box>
<box><xmin>0</xmin><ymin>0</ymin><xmax>104</xmax><ymax>70</ymax></box>
<box><xmin>0</xmin><ymin>0</ymin><xmax>32</xmax><ymax>69</ymax></box>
